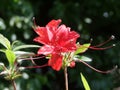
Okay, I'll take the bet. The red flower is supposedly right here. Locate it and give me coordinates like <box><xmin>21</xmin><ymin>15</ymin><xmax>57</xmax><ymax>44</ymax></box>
<box><xmin>34</xmin><ymin>19</ymin><xmax>80</xmax><ymax>71</ymax></box>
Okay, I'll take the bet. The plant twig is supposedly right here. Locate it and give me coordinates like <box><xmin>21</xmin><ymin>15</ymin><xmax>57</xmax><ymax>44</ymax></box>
<box><xmin>11</xmin><ymin>80</ymin><xmax>16</xmax><ymax>90</ymax></box>
<box><xmin>64</xmin><ymin>67</ymin><xmax>68</xmax><ymax>90</ymax></box>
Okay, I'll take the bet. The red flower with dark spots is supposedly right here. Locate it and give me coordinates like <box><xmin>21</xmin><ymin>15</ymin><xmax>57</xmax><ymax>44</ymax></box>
<box><xmin>34</xmin><ymin>19</ymin><xmax>80</xmax><ymax>71</ymax></box>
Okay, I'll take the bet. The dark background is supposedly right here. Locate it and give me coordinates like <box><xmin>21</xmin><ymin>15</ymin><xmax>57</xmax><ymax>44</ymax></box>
<box><xmin>0</xmin><ymin>0</ymin><xmax>120</xmax><ymax>90</ymax></box>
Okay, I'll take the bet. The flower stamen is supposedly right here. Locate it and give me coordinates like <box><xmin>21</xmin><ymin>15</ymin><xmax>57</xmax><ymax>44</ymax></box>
<box><xmin>92</xmin><ymin>35</ymin><xmax>115</xmax><ymax>47</ymax></box>
<box><xmin>89</xmin><ymin>44</ymin><xmax>115</xmax><ymax>50</ymax></box>
<box><xmin>17</xmin><ymin>55</ymin><xmax>46</xmax><ymax>61</ymax></box>
<box><xmin>22</xmin><ymin>64</ymin><xmax>48</xmax><ymax>69</ymax></box>
<box><xmin>77</xmin><ymin>59</ymin><xmax>117</xmax><ymax>74</ymax></box>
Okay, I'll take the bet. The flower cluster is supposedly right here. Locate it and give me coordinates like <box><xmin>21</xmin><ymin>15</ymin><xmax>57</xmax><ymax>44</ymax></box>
<box><xmin>33</xmin><ymin>19</ymin><xmax>80</xmax><ymax>71</ymax></box>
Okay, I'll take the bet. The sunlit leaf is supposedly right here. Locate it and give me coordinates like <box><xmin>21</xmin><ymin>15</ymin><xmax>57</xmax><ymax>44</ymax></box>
<box><xmin>14</xmin><ymin>51</ymin><xmax>35</xmax><ymax>58</ymax></box>
<box><xmin>75</xmin><ymin>43</ymin><xmax>90</xmax><ymax>54</ymax></box>
<box><xmin>0</xmin><ymin>49</ymin><xmax>6</xmax><ymax>53</ymax></box>
<box><xmin>81</xmin><ymin>56</ymin><xmax>92</xmax><ymax>62</ymax></box>
<box><xmin>74</xmin><ymin>55</ymin><xmax>92</xmax><ymax>62</ymax></box>
<box><xmin>0</xmin><ymin>62</ymin><xmax>4</xmax><ymax>71</ymax></box>
<box><xmin>0</xmin><ymin>33</ymin><xmax>11</xmax><ymax>49</ymax></box>
<box><xmin>5</xmin><ymin>50</ymin><xmax>16</xmax><ymax>67</ymax></box>
<box><xmin>0</xmin><ymin>63</ymin><xmax>4</xmax><ymax>70</ymax></box>
<box><xmin>13</xmin><ymin>45</ymin><xmax>40</xmax><ymax>51</ymax></box>
<box><xmin>80</xmin><ymin>73</ymin><xmax>91</xmax><ymax>90</ymax></box>
<box><xmin>11</xmin><ymin>40</ymin><xmax>20</xmax><ymax>48</ymax></box>
<box><xmin>14</xmin><ymin>51</ymin><xmax>34</xmax><ymax>55</ymax></box>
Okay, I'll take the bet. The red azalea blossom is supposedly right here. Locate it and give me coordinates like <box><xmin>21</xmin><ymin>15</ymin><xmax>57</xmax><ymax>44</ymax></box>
<box><xmin>34</xmin><ymin>19</ymin><xmax>80</xmax><ymax>71</ymax></box>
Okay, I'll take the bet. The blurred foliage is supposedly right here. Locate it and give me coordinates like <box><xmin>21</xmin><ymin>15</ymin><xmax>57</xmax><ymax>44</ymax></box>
<box><xmin>0</xmin><ymin>0</ymin><xmax>120</xmax><ymax>90</ymax></box>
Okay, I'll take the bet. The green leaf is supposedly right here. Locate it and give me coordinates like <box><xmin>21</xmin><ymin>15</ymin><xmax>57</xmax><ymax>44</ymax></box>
<box><xmin>14</xmin><ymin>51</ymin><xmax>35</xmax><ymax>58</ymax></box>
<box><xmin>81</xmin><ymin>56</ymin><xmax>92</xmax><ymax>62</ymax></box>
<box><xmin>14</xmin><ymin>51</ymin><xmax>34</xmax><ymax>55</ymax></box>
<box><xmin>5</xmin><ymin>50</ymin><xmax>16</xmax><ymax>67</ymax></box>
<box><xmin>0</xmin><ymin>33</ymin><xmax>11</xmax><ymax>49</ymax></box>
<box><xmin>11</xmin><ymin>40</ymin><xmax>20</xmax><ymax>48</ymax></box>
<box><xmin>0</xmin><ymin>63</ymin><xmax>4</xmax><ymax>71</ymax></box>
<box><xmin>80</xmin><ymin>73</ymin><xmax>91</xmax><ymax>90</ymax></box>
<box><xmin>0</xmin><ymin>49</ymin><xmax>6</xmax><ymax>53</ymax></box>
<box><xmin>75</xmin><ymin>55</ymin><xmax>92</xmax><ymax>62</ymax></box>
<box><xmin>75</xmin><ymin>43</ymin><xmax>90</xmax><ymax>54</ymax></box>
<box><xmin>13</xmin><ymin>45</ymin><xmax>40</xmax><ymax>51</ymax></box>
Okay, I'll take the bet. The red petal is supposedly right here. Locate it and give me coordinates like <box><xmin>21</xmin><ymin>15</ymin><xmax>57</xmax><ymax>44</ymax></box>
<box><xmin>56</xmin><ymin>25</ymin><xmax>69</xmax><ymax>41</ymax></box>
<box><xmin>37</xmin><ymin>45</ymin><xmax>54</xmax><ymax>55</ymax></box>
<box><xmin>46</xmin><ymin>27</ymin><xmax>54</xmax><ymax>41</ymax></box>
<box><xmin>34</xmin><ymin>26</ymin><xmax>50</xmax><ymax>44</ymax></box>
<box><xmin>34</xmin><ymin>26</ymin><xmax>46</xmax><ymax>36</ymax></box>
<box><xmin>55</xmin><ymin>25</ymin><xmax>79</xmax><ymax>52</ymax></box>
<box><xmin>47</xmin><ymin>19</ymin><xmax>61</xmax><ymax>28</ymax></box>
<box><xmin>68</xmin><ymin>31</ymin><xmax>80</xmax><ymax>40</ymax></box>
<box><xmin>62</xmin><ymin>43</ymin><xmax>77</xmax><ymax>52</ymax></box>
<box><xmin>33</xmin><ymin>37</ymin><xmax>48</xmax><ymax>45</ymax></box>
<box><xmin>48</xmin><ymin>54</ymin><xmax>62</xmax><ymax>71</ymax></box>
<box><xmin>34</xmin><ymin>26</ymin><xmax>55</xmax><ymax>44</ymax></box>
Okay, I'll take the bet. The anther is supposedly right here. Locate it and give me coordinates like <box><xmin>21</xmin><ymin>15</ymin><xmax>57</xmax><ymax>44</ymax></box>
<box><xmin>90</xmin><ymin>38</ymin><xmax>93</xmax><ymax>43</ymax></box>
<box><xmin>19</xmin><ymin>67</ymin><xmax>25</xmax><ymax>71</ymax></box>
<box><xmin>32</xmin><ymin>17</ymin><xmax>37</xmax><ymax>27</ymax></box>
<box><xmin>114</xmin><ymin>65</ymin><xmax>118</xmax><ymax>69</ymax></box>
<box><xmin>32</xmin><ymin>17</ymin><xmax>35</xmax><ymax>21</ymax></box>
<box><xmin>111</xmin><ymin>35</ymin><xmax>115</xmax><ymax>40</ymax></box>
<box><xmin>112</xmin><ymin>44</ymin><xmax>116</xmax><ymax>47</ymax></box>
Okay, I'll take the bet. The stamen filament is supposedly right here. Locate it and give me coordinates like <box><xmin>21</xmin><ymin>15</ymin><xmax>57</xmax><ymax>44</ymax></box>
<box><xmin>92</xmin><ymin>35</ymin><xmax>115</xmax><ymax>47</ymax></box>
<box><xmin>77</xmin><ymin>60</ymin><xmax>116</xmax><ymax>74</ymax></box>
<box><xmin>30</xmin><ymin>56</ymin><xmax>37</xmax><ymax>65</ymax></box>
<box><xmin>89</xmin><ymin>45</ymin><xmax>115</xmax><ymax>50</ymax></box>
<box><xmin>23</xmin><ymin>64</ymin><xmax>48</xmax><ymax>69</ymax></box>
<box><xmin>17</xmin><ymin>56</ymin><xmax>45</xmax><ymax>61</ymax></box>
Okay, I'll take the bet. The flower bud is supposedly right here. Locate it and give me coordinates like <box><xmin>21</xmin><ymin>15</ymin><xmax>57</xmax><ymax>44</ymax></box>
<box><xmin>70</xmin><ymin>61</ymin><xmax>76</xmax><ymax>68</ymax></box>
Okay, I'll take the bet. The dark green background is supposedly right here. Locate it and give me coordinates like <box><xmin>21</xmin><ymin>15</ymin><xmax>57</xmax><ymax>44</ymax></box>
<box><xmin>0</xmin><ymin>0</ymin><xmax>120</xmax><ymax>90</ymax></box>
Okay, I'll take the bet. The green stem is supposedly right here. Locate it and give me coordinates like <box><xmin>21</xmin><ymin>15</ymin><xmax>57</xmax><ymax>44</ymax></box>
<box><xmin>11</xmin><ymin>80</ymin><xmax>16</xmax><ymax>90</ymax></box>
<box><xmin>64</xmin><ymin>67</ymin><xmax>68</xmax><ymax>90</ymax></box>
